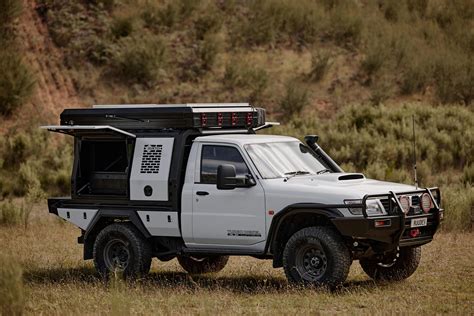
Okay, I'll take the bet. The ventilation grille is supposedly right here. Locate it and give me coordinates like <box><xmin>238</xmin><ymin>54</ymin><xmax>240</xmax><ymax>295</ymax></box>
<box><xmin>140</xmin><ymin>144</ymin><xmax>162</xmax><ymax>174</ymax></box>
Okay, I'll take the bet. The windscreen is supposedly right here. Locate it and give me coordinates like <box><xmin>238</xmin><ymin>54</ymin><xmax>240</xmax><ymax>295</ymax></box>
<box><xmin>245</xmin><ymin>141</ymin><xmax>329</xmax><ymax>179</ymax></box>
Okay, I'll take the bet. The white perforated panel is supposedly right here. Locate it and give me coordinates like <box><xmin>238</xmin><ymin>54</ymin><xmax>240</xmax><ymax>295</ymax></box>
<box><xmin>130</xmin><ymin>138</ymin><xmax>174</xmax><ymax>201</ymax></box>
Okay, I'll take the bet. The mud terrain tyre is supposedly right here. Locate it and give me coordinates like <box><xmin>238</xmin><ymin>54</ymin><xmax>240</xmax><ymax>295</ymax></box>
<box><xmin>360</xmin><ymin>247</ymin><xmax>421</xmax><ymax>281</ymax></box>
<box><xmin>178</xmin><ymin>255</ymin><xmax>229</xmax><ymax>274</ymax></box>
<box><xmin>283</xmin><ymin>226</ymin><xmax>351</xmax><ymax>289</ymax></box>
<box><xmin>93</xmin><ymin>223</ymin><xmax>152</xmax><ymax>279</ymax></box>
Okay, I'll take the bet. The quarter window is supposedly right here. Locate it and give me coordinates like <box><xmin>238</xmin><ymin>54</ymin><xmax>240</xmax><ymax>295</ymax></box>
<box><xmin>200</xmin><ymin>145</ymin><xmax>250</xmax><ymax>184</ymax></box>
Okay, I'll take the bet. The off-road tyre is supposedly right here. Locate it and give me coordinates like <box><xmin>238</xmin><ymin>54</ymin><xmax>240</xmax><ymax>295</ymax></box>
<box><xmin>283</xmin><ymin>226</ymin><xmax>351</xmax><ymax>289</ymax></box>
<box><xmin>93</xmin><ymin>223</ymin><xmax>152</xmax><ymax>279</ymax></box>
<box><xmin>177</xmin><ymin>255</ymin><xmax>229</xmax><ymax>274</ymax></box>
<box><xmin>360</xmin><ymin>247</ymin><xmax>421</xmax><ymax>281</ymax></box>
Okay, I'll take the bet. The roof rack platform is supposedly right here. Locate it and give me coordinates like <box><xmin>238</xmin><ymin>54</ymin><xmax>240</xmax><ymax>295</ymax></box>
<box><xmin>59</xmin><ymin>103</ymin><xmax>266</xmax><ymax>130</ymax></box>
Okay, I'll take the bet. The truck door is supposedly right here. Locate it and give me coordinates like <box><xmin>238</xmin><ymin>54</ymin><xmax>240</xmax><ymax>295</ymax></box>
<box><xmin>191</xmin><ymin>144</ymin><xmax>266</xmax><ymax>248</ymax></box>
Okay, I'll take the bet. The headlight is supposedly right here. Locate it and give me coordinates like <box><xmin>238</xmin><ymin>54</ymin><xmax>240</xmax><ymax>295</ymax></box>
<box><xmin>344</xmin><ymin>199</ymin><xmax>387</xmax><ymax>216</ymax></box>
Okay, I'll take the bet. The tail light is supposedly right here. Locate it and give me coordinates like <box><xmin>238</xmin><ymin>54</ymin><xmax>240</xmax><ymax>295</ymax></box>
<box><xmin>399</xmin><ymin>195</ymin><xmax>410</xmax><ymax>214</ymax></box>
<box><xmin>421</xmin><ymin>193</ymin><xmax>432</xmax><ymax>213</ymax></box>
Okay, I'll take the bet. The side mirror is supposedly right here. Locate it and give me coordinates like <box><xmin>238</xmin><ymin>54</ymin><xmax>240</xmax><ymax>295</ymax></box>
<box><xmin>217</xmin><ymin>164</ymin><xmax>256</xmax><ymax>190</ymax></box>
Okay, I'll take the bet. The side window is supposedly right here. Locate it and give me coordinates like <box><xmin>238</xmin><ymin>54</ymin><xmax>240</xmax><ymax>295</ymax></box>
<box><xmin>200</xmin><ymin>145</ymin><xmax>250</xmax><ymax>184</ymax></box>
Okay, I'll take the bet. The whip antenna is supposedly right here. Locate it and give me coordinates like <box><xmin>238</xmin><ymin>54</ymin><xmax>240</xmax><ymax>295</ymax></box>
<box><xmin>412</xmin><ymin>115</ymin><xmax>418</xmax><ymax>189</ymax></box>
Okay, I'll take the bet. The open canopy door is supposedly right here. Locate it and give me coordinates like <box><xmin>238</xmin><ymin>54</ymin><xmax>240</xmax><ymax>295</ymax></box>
<box><xmin>41</xmin><ymin>125</ymin><xmax>136</xmax><ymax>138</ymax></box>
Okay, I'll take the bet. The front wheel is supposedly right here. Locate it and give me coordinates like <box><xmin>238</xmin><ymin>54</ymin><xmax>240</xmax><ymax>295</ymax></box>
<box><xmin>283</xmin><ymin>226</ymin><xmax>351</xmax><ymax>289</ymax></box>
<box><xmin>360</xmin><ymin>247</ymin><xmax>421</xmax><ymax>281</ymax></box>
<box><xmin>93</xmin><ymin>223</ymin><xmax>152</xmax><ymax>279</ymax></box>
<box><xmin>177</xmin><ymin>255</ymin><xmax>229</xmax><ymax>274</ymax></box>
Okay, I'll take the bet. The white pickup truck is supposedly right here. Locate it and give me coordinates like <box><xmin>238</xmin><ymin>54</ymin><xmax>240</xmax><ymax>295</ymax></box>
<box><xmin>44</xmin><ymin>103</ymin><xmax>443</xmax><ymax>288</ymax></box>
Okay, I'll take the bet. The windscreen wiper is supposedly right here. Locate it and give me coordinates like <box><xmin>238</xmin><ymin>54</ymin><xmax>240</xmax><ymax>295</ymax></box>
<box><xmin>317</xmin><ymin>169</ymin><xmax>332</xmax><ymax>174</ymax></box>
<box><xmin>284</xmin><ymin>170</ymin><xmax>311</xmax><ymax>180</ymax></box>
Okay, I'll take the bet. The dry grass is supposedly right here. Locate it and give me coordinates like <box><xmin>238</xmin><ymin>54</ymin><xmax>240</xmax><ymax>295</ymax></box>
<box><xmin>0</xmin><ymin>203</ymin><xmax>473</xmax><ymax>315</ymax></box>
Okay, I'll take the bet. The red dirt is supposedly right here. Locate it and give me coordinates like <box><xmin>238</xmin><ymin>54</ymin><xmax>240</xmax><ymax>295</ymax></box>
<box><xmin>0</xmin><ymin>0</ymin><xmax>85</xmax><ymax>133</ymax></box>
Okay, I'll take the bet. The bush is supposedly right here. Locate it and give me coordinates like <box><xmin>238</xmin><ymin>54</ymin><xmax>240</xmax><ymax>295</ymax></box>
<box><xmin>279</xmin><ymin>81</ymin><xmax>310</xmax><ymax>119</ymax></box>
<box><xmin>111</xmin><ymin>34</ymin><xmax>167</xmax><ymax>85</ymax></box>
<box><xmin>327</xmin><ymin>2</ymin><xmax>363</xmax><ymax>47</ymax></box>
<box><xmin>0</xmin><ymin>0</ymin><xmax>22</xmax><ymax>40</ymax></box>
<box><xmin>180</xmin><ymin>34</ymin><xmax>220</xmax><ymax>81</ymax></box>
<box><xmin>110</xmin><ymin>14</ymin><xmax>135</xmax><ymax>38</ymax></box>
<box><xmin>442</xmin><ymin>185</ymin><xmax>474</xmax><ymax>231</ymax></box>
<box><xmin>0</xmin><ymin>200</ymin><xmax>24</xmax><ymax>226</ymax></box>
<box><xmin>0</xmin><ymin>50</ymin><xmax>36</xmax><ymax>116</ymax></box>
<box><xmin>433</xmin><ymin>50</ymin><xmax>473</xmax><ymax>105</ymax></box>
<box><xmin>462</xmin><ymin>164</ymin><xmax>474</xmax><ymax>185</ymax></box>
<box><xmin>194</xmin><ymin>8</ymin><xmax>223</xmax><ymax>40</ymax></box>
<box><xmin>232</xmin><ymin>0</ymin><xmax>326</xmax><ymax>47</ymax></box>
<box><xmin>307</xmin><ymin>49</ymin><xmax>331</xmax><ymax>82</ymax></box>
<box><xmin>0</xmin><ymin>255</ymin><xmax>24</xmax><ymax>316</ymax></box>
<box><xmin>223</xmin><ymin>60</ymin><xmax>269</xmax><ymax>103</ymax></box>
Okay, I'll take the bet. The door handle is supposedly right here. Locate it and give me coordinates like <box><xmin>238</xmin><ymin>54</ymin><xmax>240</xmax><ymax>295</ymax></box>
<box><xmin>196</xmin><ymin>191</ymin><xmax>209</xmax><ymax>196</ymax></box>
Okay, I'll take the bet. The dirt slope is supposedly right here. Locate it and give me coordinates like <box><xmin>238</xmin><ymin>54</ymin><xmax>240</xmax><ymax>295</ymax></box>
<box><xmin>0</xmin><ymin>0</ymin><xmax>84</xmax><ymax>132</ymax></box>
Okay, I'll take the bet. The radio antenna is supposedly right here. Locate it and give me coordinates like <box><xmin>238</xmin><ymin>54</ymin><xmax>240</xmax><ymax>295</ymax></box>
<box><xmin>412</xmin><ymin>115</ymin><xmax>418</xmax><ymax>189</ymax></box>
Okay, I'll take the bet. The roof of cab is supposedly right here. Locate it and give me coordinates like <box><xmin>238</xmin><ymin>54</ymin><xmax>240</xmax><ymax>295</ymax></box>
<box><xmin>195</xmin><ymin>134</ymin><xmax>298</xmax><ymax>145</ymax></box>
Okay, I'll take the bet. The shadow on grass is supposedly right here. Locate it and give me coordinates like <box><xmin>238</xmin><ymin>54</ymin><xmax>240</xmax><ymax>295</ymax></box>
<box><xmin>24</xmin><ymin>266</ymin><xmax>380</xmax><ymax>294</ymax></box>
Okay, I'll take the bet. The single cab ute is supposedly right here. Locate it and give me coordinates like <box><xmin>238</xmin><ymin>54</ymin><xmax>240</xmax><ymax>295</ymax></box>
<box><xmin>43</xmin><ymin>103</ymin><xmax>444</xmax><ymax>288</ymax></box>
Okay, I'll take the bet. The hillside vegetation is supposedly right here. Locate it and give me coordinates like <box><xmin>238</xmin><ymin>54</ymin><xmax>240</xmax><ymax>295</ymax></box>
<box><xmin>0</xmin><ymin>0</ymin><xmax>473</xmax><ymax>231</ymax></box>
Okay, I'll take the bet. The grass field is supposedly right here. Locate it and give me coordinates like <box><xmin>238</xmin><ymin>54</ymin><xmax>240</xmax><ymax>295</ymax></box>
<box><xmin>0</xmin><ymin>204</ymin><xmax>473</xmax><ymax>315</ymax></box>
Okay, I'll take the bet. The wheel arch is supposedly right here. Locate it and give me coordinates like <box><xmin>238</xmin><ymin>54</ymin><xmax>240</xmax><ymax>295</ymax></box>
<box><xmin>83</xmin><ymin>209</ymin><xmax>151</xmax><ymax>260</ymax></box>
<box><xmin>265</xmin><ymin>204</ymin><xmax>343</xmax><ymax>268</ymax></box>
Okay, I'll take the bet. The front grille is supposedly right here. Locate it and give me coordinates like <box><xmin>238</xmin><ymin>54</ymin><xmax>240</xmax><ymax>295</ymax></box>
<box><xmin>411</xmin><ymin>195</ymin><xmax>420</xmax><ymax>207</ymax></box>
<box><xmin>381</xmin><ymin>198</ymin><xmax>390</xmax><ymax>212</ymax></box>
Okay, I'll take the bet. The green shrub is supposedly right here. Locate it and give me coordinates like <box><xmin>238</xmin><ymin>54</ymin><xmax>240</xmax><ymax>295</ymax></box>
<box><xmin>462</xmin><ymin>164</ymin><xmax>474</xmax><ymax>185</ymax></box>
<box><xmin>327</xmin><ymin>2</ymin><xmax>363</xmax><ymax>47</ymax></box>
<box><xmin>232</xmin><ymin>0</ymin><xmax>326</xmax><ymax>47</ymax></box>
<box><xmin>0</xmin><ymin>255</ymin><xmax>24</xmax><ymax>316</ymax></box>
<box><xmin>307</xmin><ymin>49</ymin><xmax>331</xmax><ymax>82</ymax></box>
<box><xmin>442</xmin><ymin>185</ymin><xmax>474</xmax><ymax>231</ymax></box>
<box><xmin>0</xmin><ymin>50</ymin><xmax>36</xmax><ymax>116</ymax></box>
<box><xmin>111</xmin><ymin>15</ymin><xmax>135</xmax><ymax>38</ymax></box>
<box><xmin>111</xmin><ymin>34</ymin><xmax>167</xmax><ymax>85</ymax></box>
<box><xmin>433</xmin><ymin>50</ymin><xmax>473</xmax><ymax>105</ymax></box>
<box><xmin>194</xmin><ymin>8</ymin><xmax>223</xmax><ymax>40</ymax></box>
<box><xmin>0</xmin><ymin>0</ymin><xmax>22</xmax><ymax>40</ymax></box>
<box><xmin>180</xmin><ymin>34</ymin><xmax>220</xmax><ymax>81</ymax></box>
<box><xmin>0</xmin><ymin>200</ymin><xmax>24</xmax><ymax>226</ymax></box>
<box><xmin>223</xmin><ymin>60</ymin><xmax>269</xmax><ymax>103</ymax></box>
<box><xmin>369</xmin><ymin>79</ymin><xmax>393</xmax><ymax>105</ymax></box>
<box><xmin>361</xmin><ymin>42</ymin><xmax>386</xmax><ymax>77</ymax></box>
<box><xmin>279</xmin><ymin>81</ymin><xmax>310</xmax><ymax>120</ymax></box>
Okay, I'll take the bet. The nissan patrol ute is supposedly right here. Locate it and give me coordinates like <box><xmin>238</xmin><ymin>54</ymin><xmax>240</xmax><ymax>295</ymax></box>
<box><xmin>42</xmin><ymin>103</ymin><xmax>443</xmax><ymax>288</ymax></box>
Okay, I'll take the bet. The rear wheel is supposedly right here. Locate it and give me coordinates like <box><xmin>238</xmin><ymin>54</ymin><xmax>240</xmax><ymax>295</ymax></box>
<box><xmin>283</xmin><ymin>226</ymin><xmax>351</xmax><ymax>289</ymax></box>
<box><xmin>93</xmin><ymin>223</ymin><xmax>152</xmax><ymax>279</ymax></box>
<box><xmin>360</xmin><ymin>247</ymin><xmax>421</xmax><ymax>281</ymax></box>
<box><xmin>177</xmin><ymin>255</ymin><xmax>229</xmax><ymax>274</ymax></box>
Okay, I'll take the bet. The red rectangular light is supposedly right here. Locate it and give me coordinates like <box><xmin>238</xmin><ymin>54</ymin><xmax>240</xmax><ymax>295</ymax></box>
<box><xmin>374</xmin><ymin>219</ymin><xmax>391</xmax><ymax>228</ymax></box>
<box><xmin>246</xmin><ymin>112</ymin><xmax>253</xmax><ymax>126</ymax></box>
<box><xmin>201</xmin><ymin>113</ymin><xmax>207</xmax><ymax>127</ymax></box>
<box><xmin>217</xmin><ymin>113</ymin><xmax>223</xmax><ymax>126</ymax></box>
<box><xmin>231</xmin><ymin>112</ymin><xmax>238</xmax><ymax>126</ymax></box>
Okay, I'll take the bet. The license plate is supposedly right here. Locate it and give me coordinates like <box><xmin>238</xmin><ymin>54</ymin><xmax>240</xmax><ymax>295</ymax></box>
<box><xmin>411</xmin><ymin>217</ymin><xmax>427</xmax><ymax>228</ymax></box>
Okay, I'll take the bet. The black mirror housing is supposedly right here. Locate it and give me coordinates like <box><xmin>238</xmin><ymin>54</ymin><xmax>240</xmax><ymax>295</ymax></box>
<box><xmin>217</xmin><ymin>164</ymin><xmax>255</xmax><ymax>190</ymax></box>
<box><xmin>217</xmin><ymin>164</ymin><xmax>237</xmax><ymax>190</ymax></box>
